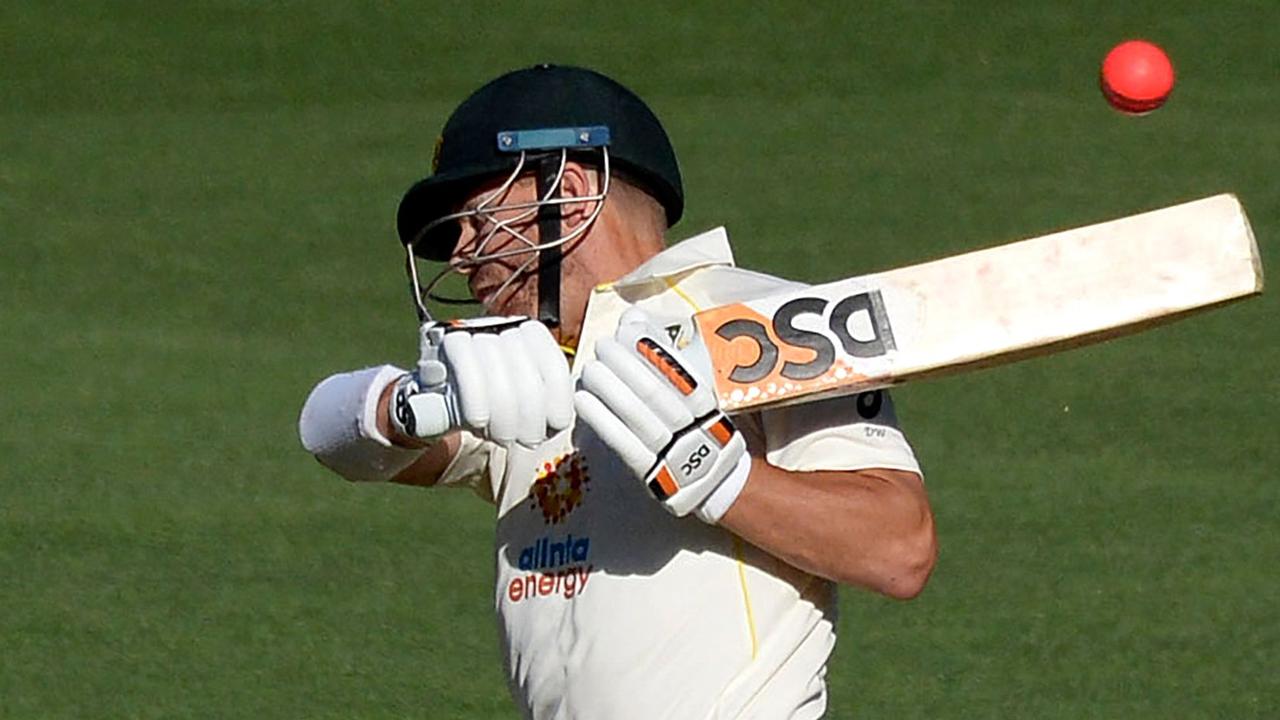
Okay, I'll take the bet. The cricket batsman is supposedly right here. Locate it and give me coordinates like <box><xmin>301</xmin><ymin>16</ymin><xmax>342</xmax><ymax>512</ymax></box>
<box><xmin>299</xmin><ymin>65</ymin><xmax>936</xmax><ymax>718</ymax></box>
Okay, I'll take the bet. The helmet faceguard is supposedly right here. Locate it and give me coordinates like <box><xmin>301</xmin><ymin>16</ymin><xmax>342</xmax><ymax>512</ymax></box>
<box><xmin>404</xmin><ymin>127</ymin><xmax>612</xmax><ymax>325</ymax></box>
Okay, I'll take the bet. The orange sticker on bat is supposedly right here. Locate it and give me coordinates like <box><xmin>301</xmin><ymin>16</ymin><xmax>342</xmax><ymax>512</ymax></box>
<box><xmin>693</xmin><ymin>290</ymin><xmax>897</xmax><ymax>411</ymax></box>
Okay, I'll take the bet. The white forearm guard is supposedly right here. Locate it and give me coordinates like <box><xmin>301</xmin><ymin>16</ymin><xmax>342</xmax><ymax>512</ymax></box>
<box><xmin>298</xmin><ymin>365</ymin><xmax>425</xmax><ymax>482</ymax></box>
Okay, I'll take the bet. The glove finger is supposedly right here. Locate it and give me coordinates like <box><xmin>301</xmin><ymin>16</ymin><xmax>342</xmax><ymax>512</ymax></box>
<box><xmin>442</xmin><ymin>332</ymin><xmax>488</xmax><ymax>428</ymax></box>
<box><xmin>521</xmin><ymin>320</ymin><xmax>573</xmax><ymax>431</ymax></box>
<box><xmin>580</xmin><ymin>361</ymin><xmax>673</xmax><ymax>451</ymax></box>
<box><xmin>614</xmin><ymin>321</ymin><xmax>718</xmax><ymax>419</ymax></box>
<box><xmin>574</xmin><ymin>390</ymin><xmax>654</xmax><ymax>478</ymax></box>
<box><xmin>500</xmin><ymin>326</ymin><xmax>547</xmax><ymax>446</ymax></box>
<box><xmin>473</xmin><ymin>333</ymin><xmax>518</xmax><ymax>442</ymax></box>
<box><xmin>595</xmin><ymin>337</ymin><xmax>694</xmax><ymax>429</ymax></box>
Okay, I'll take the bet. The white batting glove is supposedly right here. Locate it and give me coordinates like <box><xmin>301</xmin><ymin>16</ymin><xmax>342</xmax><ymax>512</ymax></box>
<box><xmin>574</xmin><ymin>308</ymin><xmax>751</xmax><ymax>523</ymax></box>
<box><xmin>390</xmin><ymin>316</ymin><xmax>574</xmax><ymax>447</ymax></box>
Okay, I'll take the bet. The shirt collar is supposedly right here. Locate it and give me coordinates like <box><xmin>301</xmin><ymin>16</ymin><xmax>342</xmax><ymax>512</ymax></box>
<box><xmin>606</xmin><ymin>226</ymin><xmax>734</xmax><ymax>290</ymax></box>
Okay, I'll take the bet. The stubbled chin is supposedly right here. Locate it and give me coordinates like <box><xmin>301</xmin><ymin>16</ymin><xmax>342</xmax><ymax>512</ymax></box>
<box><xmin>477</xmin><ymin>280</ymin><xmax>536</xmax><ymax>318</ymax></box>
<box><xmin>478</xmin><ymin>291</ymin><xmax>521</xmax><ymax>318</ymax></box>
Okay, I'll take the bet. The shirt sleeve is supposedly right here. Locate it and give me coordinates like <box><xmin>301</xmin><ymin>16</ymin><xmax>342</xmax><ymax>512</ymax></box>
<box><xmin>755</xmin><ymin>390</ymin><xmax>923</xmax><ymax>477</ymax></box>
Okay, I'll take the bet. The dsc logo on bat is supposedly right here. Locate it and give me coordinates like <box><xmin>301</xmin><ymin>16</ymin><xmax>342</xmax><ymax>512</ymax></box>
<box><xmin>695</xmin><ymin>289</ymin><xmax>897</xmax><ymax>407</ymax></box>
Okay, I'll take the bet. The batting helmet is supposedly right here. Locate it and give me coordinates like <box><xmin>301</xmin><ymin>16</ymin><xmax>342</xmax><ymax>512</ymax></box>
<box><xmin>396</xmin><ymin>64</ymin><xmax>684</xmax><ymax>260</ymax></box>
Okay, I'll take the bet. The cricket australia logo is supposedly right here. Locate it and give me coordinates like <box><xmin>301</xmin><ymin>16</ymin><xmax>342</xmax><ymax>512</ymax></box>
<box><xmin>528</xmin><ymin>453</ymin><xmax>590</xmax><ymax>524</ymax></box>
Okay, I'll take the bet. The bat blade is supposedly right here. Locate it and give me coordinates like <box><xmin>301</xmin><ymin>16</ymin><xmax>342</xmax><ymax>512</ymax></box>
<box><xmin>695</xmin><ymin>193</ymin><xmax>1264</xmax><ymax>414</ymax></box>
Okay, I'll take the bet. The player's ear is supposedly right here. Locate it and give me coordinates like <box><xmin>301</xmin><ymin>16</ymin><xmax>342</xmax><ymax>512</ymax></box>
<box><xmin>557</xmin><ymin>160</ymin><xmax>600</xmax><ymax>231</ymax></box>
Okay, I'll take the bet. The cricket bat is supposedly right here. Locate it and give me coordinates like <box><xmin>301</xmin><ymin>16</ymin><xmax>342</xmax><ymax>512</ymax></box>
<box><xmin>695</xmin><ymin>193</ymin><xmax>1264</xmax><ymax>414</ymax></box>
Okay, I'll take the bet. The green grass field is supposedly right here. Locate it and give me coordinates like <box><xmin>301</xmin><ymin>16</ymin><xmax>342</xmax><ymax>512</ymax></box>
<box><xmin>3</xmin><ymin>2</ymin><xmax>1277</xmax><ymax>717</ymax></box>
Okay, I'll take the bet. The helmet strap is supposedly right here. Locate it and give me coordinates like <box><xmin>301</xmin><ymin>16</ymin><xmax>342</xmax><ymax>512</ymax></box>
<box><xmin>534</xmin><ymin>155</ymin><xmax>563</xmax><ymax>328</ymax></box>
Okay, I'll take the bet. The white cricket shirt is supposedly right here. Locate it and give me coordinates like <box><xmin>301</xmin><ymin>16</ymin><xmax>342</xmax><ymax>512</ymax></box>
<box><xmin>438</xmin><ymin>227</ymin><xmax>922</xmax><ymax>719</ymax></box>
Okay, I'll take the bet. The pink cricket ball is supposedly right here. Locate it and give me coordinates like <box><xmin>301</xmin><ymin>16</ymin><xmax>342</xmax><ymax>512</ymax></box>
<box><xmin>1100</xmin><ymin>40</ymin><xmax>1175</xmax><ymax>115</ymax></box>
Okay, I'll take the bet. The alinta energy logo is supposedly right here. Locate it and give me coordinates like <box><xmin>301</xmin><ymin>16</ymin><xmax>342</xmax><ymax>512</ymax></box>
<box><xmin>509</xmin><ymin>453</ymin><xmax>594</xmax><ymax>604</ymax></box>
<box><xmin>528</xmin><ymin>453</ymin><xmax>590</xmax><ymax>525</ymax></box>
<box><xmin>509</xmin><ymin>533</ymin><xmax>592</xmax><ymax>603</ymax></box>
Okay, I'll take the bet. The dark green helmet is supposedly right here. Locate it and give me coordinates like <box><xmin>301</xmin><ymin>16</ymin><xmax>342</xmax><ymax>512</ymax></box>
<box><xmin>397</xmin><ymin>64</ymin><xmax>684</xmax><ymax>260</ymax></box>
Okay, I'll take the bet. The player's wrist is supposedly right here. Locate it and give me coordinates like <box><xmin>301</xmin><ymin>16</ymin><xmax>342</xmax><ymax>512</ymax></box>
<box><xmin>378</xmin><ymin>376</ymin><xmax>430</xmax><ymax>448</ymax></box>
<box><xmin>358</xmin><ymin>366</ymin><xmax>413</xmax><ymax>448</ymax></box>
<box><xmin>299</xmin><ymin>365</ymin><xmax>429</xmax><ymax>483</ymax></box>
<box><xmin>693</xmin><ymin>452</ymin><xmax>752</xmax><ymax>524</ymax></box>
<box><xmin>387</xmin><ymin>370</ymin><xmax>459</xmax><ymax>444</ymax></box>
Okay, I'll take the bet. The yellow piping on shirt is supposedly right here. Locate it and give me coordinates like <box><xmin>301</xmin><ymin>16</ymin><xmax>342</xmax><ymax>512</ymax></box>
<box><xmin>662</xmin><ymin>276</ymin><xmax>701</xmax><ymax>311</ymax></box>
<box><xmin>733</xmin><ymin>536</ymin><xmax>761</xmax><ymax>660</ymax></box>
<box><xmin>664</xmin><ymin>275</ymin><xmax>761</xmax><ymax>661</ymax></box>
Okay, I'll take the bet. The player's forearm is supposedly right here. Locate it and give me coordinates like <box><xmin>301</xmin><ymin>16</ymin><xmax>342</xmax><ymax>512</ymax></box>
<box><xmin>719</xmin><ymin>461</ymin><xmax>936</xmax><ymax>600</ymax></box>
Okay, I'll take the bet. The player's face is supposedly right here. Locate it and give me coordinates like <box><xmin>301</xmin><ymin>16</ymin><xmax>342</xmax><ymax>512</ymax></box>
<box><xmin>449</xmin><ymin>175</ymin><xmax>543</xmax><ymax>316</ymax></box>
